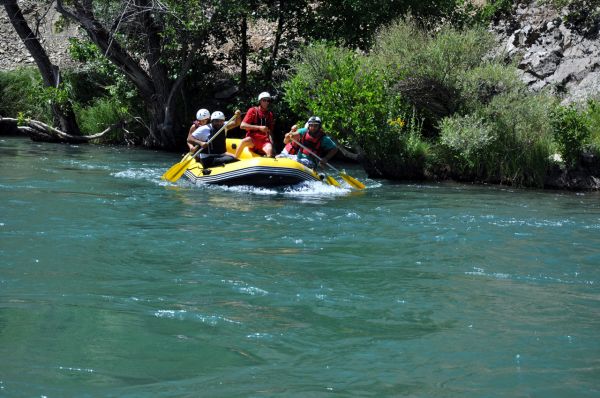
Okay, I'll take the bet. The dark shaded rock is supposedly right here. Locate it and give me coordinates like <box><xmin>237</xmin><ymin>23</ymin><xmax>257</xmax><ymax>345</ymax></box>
<box><xmin>544</xmin><ymin>151</ymin><xmax>600</xmax><ymax>190</ymax></box>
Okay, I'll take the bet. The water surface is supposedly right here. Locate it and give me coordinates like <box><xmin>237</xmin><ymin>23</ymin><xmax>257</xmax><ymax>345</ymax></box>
<box><xmin>1</xmin><ymin>137</ymin><xmax>599</xmax><ymax>397</ymax></box>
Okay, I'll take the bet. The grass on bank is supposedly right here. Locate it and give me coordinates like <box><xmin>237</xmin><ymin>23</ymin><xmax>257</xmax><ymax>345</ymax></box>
<box><xmin>0</xmin><ymin>67</ymin><xmax>136</xmax><ymax>143</ymax></box>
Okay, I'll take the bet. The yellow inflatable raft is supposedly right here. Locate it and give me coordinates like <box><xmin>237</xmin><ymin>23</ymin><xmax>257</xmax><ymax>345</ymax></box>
<box><xmin>182</xmin><ymin>138</ymin><xmax>322</xmax><ymax>187</ymax></box>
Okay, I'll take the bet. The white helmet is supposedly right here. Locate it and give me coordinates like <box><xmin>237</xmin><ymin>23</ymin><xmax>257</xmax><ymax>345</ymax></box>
<box><xmin>258</xmin><ymin>91</ymin><xmax>271</xmax><ymax>102</ymax></box>
<box><xmin>307</xmin><ymin>116</ymin><xmax>322</xmax><ymax>125</ymax></box>
<box><xmin>196</xmin><ymin>108</ymin><xmax>210</xmax><ymax>120</ymax></box>
<box><xmin>211</xmin><ymin>111</ymin><xmax>225</xmax><ymax>121</ymax></box>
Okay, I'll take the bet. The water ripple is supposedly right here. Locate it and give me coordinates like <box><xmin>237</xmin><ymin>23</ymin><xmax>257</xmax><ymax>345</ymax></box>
<box><xmin>153</xmin><ymin>309</ymin><xmax>242</xmax><ymax>326</ymax></box>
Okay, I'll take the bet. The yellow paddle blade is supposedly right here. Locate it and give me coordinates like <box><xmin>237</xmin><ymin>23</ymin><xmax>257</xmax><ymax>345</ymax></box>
<box><xmin>325</xmin><ymin>175</ymin><xmax>341</xmax><ymax>187</ymax></box>
<box><xmin>340</xmin><ymin>172</ymin><xmax>366</xmax><ymax>190</ymax></box>
<box><xmin>162</xmin><ymin>154</ymin><xmax>190</xmax><ymax>180</ymax></box>
<box><xmin>162</xmin><ymin>154</ymin><xmax>194</xmax><ymax>182</ymax></box>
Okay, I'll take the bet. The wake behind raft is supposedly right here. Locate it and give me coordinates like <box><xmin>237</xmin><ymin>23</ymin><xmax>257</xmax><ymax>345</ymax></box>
<box><xmin>182</xmin><ymin>138</ymin><xmax>326</xmax><ymax>187</ymax></box>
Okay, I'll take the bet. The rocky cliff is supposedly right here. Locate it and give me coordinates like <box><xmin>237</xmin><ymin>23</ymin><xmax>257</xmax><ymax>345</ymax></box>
<box><xmin>492</xmin><ymin>1</ymin><xmax>600</xmax><ymax>103</ymax></box>
<box><xmin>0</xmin><ymin>1</ymin><xmax>80</xmax><ymax>71</ymax></box>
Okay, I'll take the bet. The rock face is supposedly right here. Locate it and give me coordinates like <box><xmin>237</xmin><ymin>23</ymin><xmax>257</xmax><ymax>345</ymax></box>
<box><xmin>0</xmin><ymin>1</ymin><xmax>81</xmax><ymax>71</ymax></box>
<box><xmin>493</xmin><ymin>1</ymin><xmax>600</xmax><ymax>104</ymax></box>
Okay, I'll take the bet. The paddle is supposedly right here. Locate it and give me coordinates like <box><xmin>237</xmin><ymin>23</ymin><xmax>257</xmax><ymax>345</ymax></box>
<box><xmin>324</xmin><ymin>174</ymin><xmax>341</xmax><ymax>187</ymax></box>
<box><xmin>162</xmin><ymin>114</ymin><xmax>237</xmax><ymax>182</ymax></box>
<box><xmin>291</xmin><ymin>138</ymin><xmax>366</xmax><ymax>190</ymax></box>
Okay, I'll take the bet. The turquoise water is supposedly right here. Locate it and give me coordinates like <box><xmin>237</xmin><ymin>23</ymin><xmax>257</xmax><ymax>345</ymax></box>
<box><xmin>1</xmin><ymin>136</ymin><xmax>599</xmax><ymax>397</ymax></box>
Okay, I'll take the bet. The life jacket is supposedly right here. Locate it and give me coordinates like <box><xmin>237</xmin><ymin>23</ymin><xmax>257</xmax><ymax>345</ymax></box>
<box><xmin>247</xmin><ymin>106</ymin><xmax>274</xmax><ymax>138</ymax></box>
<box><xmin>299</xmin><ymin>129</ymin><xmax>324</xmax><ymax>157</ymax></box>
<box><xmin>284</xmin><ymin>140</ymin><xmax>299</xmax><ymax>155</ymax></box>
<box><xmin>205</xmin><ymin>124</ymin><xmax>226</xmax><ymax>155</ymax></box>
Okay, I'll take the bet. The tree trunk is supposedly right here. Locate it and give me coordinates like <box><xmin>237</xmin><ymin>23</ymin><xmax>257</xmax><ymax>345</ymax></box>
<box><xmin>2</xmin><ymin>0</ymin><xmax>82</xmax><ymax>137</ymax></box>
<box><xmin>241</xmin><ymin>15</ymin><xmax>248</xmax><ymax>89</ymax></box>
<box><xmin>55</xmin><ymin>0</ymin><xmax>182</xmax><ymax>149</ymax></box>
<box><xmin>265</xmin><ymin>0</ymin><xmax>285</xmax><ymax>82</ymax></box>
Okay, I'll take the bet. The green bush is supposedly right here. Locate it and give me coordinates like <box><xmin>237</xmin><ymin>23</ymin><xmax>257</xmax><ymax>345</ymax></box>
<box><xmin>281</xmin><ymin>16</ymin><xmax>581</xmax><ymax>186</ymax></box>
<box><xmin>585</xmin><ymin>99</ymin><xmax>600</xmax><ymax>154</ymax></box>
<box><xmin>283</xmin><ymin>42</ymin><xmax>431</xmax><ymax>177</ymax></box>
<box><xmin>284</xmin><ymin>44</ymin><xmax>388</xmax><ymax>147</ymax></box>
<box><xmin>439</xmin><ymin>114</ymin><xmax>495</xmax><ymax>170</ymax></box>
<box><xmin>75</xmin><ymin>98</ymin><xmax>128</xmax><ymax>142</ymax></box>
<box><xmin>550</xmin><ymin>103</ymin><xmax>594</xmax><ymax>166</ymax></box>
<box><xmin>439</xmin><ymin>90</ymin><xmax>555</xmax><ymax>186</ymax></box>
<box><xmin>373</xmin><ymin>20</ymin><xmax>496</xmax><ymax>87</ymax></box>
<box><xmin>0</xmin><ymin>68</ymin><xmax>53</xmax><ymax>123</ymax></box>
<box><xmin>457</xmin><ymin>62</ymin><xmax>527</xmax><ymax>111</ymax></box>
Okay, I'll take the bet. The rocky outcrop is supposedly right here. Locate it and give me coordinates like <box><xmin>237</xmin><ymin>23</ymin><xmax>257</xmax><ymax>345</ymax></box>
<box><xmin>493</xmin><ymin>1</ymin><xmax>600</xmax><ymax>104</ymax></box>
<box><xmin>0</xmin><ymin>1</ymin><xmax>81</xmax><ymax>71</ymax></box>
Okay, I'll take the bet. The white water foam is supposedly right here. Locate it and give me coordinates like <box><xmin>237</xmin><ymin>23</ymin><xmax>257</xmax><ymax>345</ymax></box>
<box><xmin>186</xmin><ymin>179</ymin><xmax>353</xmax><ymax>200</ymax></box>
<box><xmin>60</xmin><ymin>159</ymin><xmax>112</xmax><ymax>170</ymax></box>
<box><xmin>112</xmin><ymin>168</ymin><xmax>168</xmax><ymax>185</ymax></box>
<box><xmin>465</xmin><ymin>266</ymin><xmax>595</xmax><ymax>285</ymax></box>
<box><xmin>222</xmin><ymin>279</ymin><xmax>269</xmax><ymax>296</ymax></box>
<box><xmin>153</xmin><ymin>309</ymin><xmax>241</xmax><ymax>325</ymax></box>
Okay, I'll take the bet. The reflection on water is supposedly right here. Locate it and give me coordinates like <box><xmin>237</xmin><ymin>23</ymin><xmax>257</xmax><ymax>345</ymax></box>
<box><xmin>1</xmin><ymin>137</ymin><xmax>599</xmax><ymax>397</ymax></box>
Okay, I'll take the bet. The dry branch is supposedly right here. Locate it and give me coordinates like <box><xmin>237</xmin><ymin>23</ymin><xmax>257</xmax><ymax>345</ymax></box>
<box><xmin>0</xmin><ymin>117</ymin><xmax>123</xmax><ymax>143</ymax></box>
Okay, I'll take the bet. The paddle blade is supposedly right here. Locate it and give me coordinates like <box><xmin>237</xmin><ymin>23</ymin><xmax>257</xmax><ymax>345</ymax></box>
<box><xmin>340</xmin><ymin>172</ymin><xmax>366</xmax><ymax>190</ymax></box>
<box><xmin>162</xmin><ymin>154</ymin><xmax>194</xmax><ymax>182</ymax></box>
<box><xmin>325</xmin><ymin>175</ymin><xmax>341</xmax><ymax>187</ymax></box>
<box><xmin>162</xmin><ymin>154</ymin><xmax>189</xmax><ymax>180</ymax></box>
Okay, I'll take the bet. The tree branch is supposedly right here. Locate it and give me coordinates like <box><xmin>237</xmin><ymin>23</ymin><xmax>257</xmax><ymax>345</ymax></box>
<box><xmin>0</xmin><ymin>117</ymin><xmax>121</xmax><ymax>143</ymax></box>
<box><xmin>55</xmin><ymin>0</ymin><xmax>156</xmax><ymax>99</ymax></box>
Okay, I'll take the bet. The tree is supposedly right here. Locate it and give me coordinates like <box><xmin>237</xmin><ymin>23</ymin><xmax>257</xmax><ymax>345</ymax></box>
<box><xmin>2</xmin><ymin>0</ymin><xmax>82</xmax><ymax>140</ymax></box>
<box><xmin>54</xmin><ymin>0</ymin><xmax>211</xmax><ymax>149</ymax></box>
<box><xmin>210</xmin><ymin>0</ymin><xmax>309</xmax><ymax>90</ymax></box>
<box><xmin>300</xmin><ymin>0</ymin><xmax>461</xmax><ymax>50</ymax></box>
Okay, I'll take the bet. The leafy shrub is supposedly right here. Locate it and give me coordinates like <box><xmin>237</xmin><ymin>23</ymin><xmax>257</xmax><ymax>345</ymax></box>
<box><xmin>373</xmin><ymin>19</ymin><xmax>496</xmax><ymax>86</ymax></box>
<box><xmin>284</xmin><ymin>44</ymin><xmax>387</xmax><ymax>146</ymax></box>
<box><xmin>370</xmin><ymin>19</ymin><xmax>499</xmax><ymax>132</ymax></box>
<box><xmin>0</xmin><ymin>68</ymin><xmax>53</xmax><ymax>123</ymax></box>
<box><xmin>585</xmin><ymin>99</ymin><xmax>600</xmax><ymax>154</ymax></box>
<box><xmin>439</xmin><ymin>90</ymin><xmax>555</xmax><ymax>186</ymax></box>
<box><xmin>457</xmin><ymin>62</ymin><xmax>527</xmax><ymax>111</ymax></box>
<box><xmin>75</xmin><ymin>98</ymin><xmax>128</xmax><ymax>141</ymax></box>
<box><xmin>550</xmin><ymin>103</ymin><xmax>593</xmax><ymax>166</ymax></box>
<box><xmin>416</xmin><ymin>25</ymin><xmax>496</xmax><ymax>88</ymax></box>
<box><xmin>281</xmin><ymin>17</ymin><xmax>569</xmax><ymax>186</ymax></box>
<box><xmin>283</xmin><ymin>42</ymin><xmax>430</xmax><ymax>177</ymax></box>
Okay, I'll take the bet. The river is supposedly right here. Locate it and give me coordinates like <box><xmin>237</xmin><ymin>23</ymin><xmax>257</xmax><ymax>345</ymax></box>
<box><xmin>1</xmin><ymin>137</ymin><xmax>599</xmax><ymax>397</ymax></box>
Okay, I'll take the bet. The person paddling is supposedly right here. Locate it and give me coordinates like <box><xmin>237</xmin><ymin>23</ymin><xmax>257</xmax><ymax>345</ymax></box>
<box><xmin>235</xmin><ymin>92</ymin><xmax>276</xmax><ymax>158</ymax></box>
<box><xmin>187</xmin><ymin>110</ymin><xmax>240</xmax><ymax>168</ymax></box>
<box><xmin>284</xmin><ymin>116</ymin><xmax>338</xmax><ymax>170</ymax></box>
<box><xmin>186</xmin><ymin>108</ymin><xmax>211</xmax><ymax>151</ymax></box>
<box><xmin>276</xmin><ymin>124</ymin><xmax>300</xmax><ymax>160</ymax></box>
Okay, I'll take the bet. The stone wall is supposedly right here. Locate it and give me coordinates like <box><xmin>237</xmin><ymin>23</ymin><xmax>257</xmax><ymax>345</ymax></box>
<box><xmin>492</xmin><ymin>1</ymin><xmax>600</xmax><ymax>103</ymax></box>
